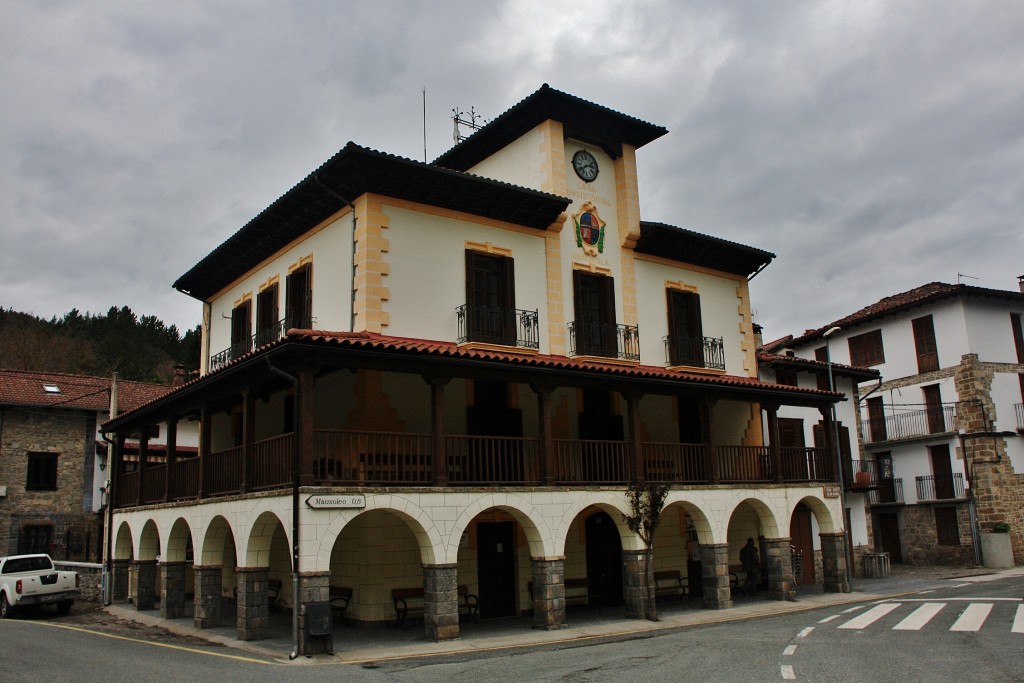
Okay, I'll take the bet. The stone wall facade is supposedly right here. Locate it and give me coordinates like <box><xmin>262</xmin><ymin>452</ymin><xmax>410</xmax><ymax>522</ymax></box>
<box><xmin>0</xmin><ymin>408</ymin><xmax>98</xmax><ymax>558</ymax></box>
<box><xmin>900</xmin><ymin>503</ymin><xmax>975</xmax><ymax>565</ymax></box>
<box><xmin>954</xmin><ymin>354</ymin><xmax>1024</xmax><ymax>565</ymax></box>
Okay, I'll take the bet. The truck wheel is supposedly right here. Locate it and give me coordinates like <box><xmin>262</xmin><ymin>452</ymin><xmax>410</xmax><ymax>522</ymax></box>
<box><xmin>57</xmin><ymin>600</ymin><xmax>73</xmax><ymax>615</ymax></box>
<box><xmin>0</xmin><ymin>594</ymin><xmax>10</xmax><ymax>619</ymax></box>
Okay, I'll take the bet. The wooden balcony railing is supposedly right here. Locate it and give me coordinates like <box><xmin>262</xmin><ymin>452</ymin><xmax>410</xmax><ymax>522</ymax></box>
<box><xmin>718</xmin><ymin>445</ymin><xmax>772</xmax><ymax>483</ymax></box>
<box><xmin>642</xmin><ymin>443</ymin><xmax>708</xmax><ymax>483</ymax></box>
<box><xmin>552</xmin><ymin>439</ymin><xmax>631</xmax><ymax>484</ymax></box>
<box><xmin>113</xmin><ymin>431</ymin><xmax>840</xmax><ymax>507</ymax></box>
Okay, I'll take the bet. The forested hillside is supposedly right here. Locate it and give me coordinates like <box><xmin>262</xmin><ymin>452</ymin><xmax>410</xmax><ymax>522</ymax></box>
<box><xmin>0</xmin><ymin>306</ymin><xmax>200</xmax><ymax>384</ymax></box>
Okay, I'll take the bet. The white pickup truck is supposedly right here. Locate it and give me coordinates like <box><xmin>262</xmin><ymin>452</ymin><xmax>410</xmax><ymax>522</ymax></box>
<box><xmin>0</xmin><ymin>554</ymin><xmax>80</xmax><ymax>618</ymax></box>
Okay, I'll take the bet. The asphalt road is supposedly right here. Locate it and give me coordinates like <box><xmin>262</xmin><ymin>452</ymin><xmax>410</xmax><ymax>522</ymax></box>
<box><xmin>1</xmin><ymin>575</ymin><xmax>1021</xmax><ymax>682</ymax></box>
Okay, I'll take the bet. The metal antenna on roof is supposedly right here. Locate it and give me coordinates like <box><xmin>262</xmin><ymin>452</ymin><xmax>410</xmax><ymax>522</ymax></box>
<box><xmin>422</xmin><ymin>87</ymin><xmax>427</xmax><ymax>163</ymax></box>
<box><xmin>452</xmin><ymin>106</ymin><xmax>485</xmax><ymax>144</ymax></box>
<box><xmin>957</xmin><ymin>272</ymin><xmax>978</xmax><ymax>283</ymax></box>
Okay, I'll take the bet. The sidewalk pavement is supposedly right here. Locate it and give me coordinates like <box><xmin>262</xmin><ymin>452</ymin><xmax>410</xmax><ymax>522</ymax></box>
<box><xmin>104</xmin><ymin>566</ymin><xmax>1024</xmax><ymax>666</ymax></box>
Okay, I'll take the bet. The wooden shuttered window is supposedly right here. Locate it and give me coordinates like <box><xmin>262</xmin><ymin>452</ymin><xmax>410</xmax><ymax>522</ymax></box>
<box><xmin>465</xmin><ymin>251</ymin><xmax>516</xmax><ymax>345</ymax></box>
<box><xmin>1012</xmin><ymin>313</ymin><xmax>1024</xmax><ymax>364</ymax></box>
<box><xmin>286</xmin><ymin>264</ymin><xmax>312</xmax><ymax>329</ymax></box>
<box><xmin>848</xmin><ymin>329</ymin><xmax>884</xmax><ymax>367</ymax></box>
<box><xmin>573</xmin><ymin>271</ymin><xmax>617</xmax><ymax>357</ymax></box>
<box><xmin>912</xmin><ymin>315</ymin><xmax>939</xmax><ymax>373</ymax></box>
<box><xmin>667</xmin><ymin>290</ymin><xmax>704</xmax><ymax>367</ymax></box>
<box><xmin>230</xmin><ymin>300</ymin><xmax>252</xmax><ymax>357</ymax></box>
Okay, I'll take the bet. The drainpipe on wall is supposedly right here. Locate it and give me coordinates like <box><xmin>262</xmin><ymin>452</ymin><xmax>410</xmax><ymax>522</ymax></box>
<box><xmin>313</xmin><ymin>174</ymin><xmax>357</xmax><ymax>332</ymax></box>
<box><xmin>265</xmin><ymin>357</ymin><xmax>301</xmax><ymax>660</ymax></box>
<box><xmin>101</xmin><ymin>372</ymin><xmax>119</xmax><ymax>605</ymax></box>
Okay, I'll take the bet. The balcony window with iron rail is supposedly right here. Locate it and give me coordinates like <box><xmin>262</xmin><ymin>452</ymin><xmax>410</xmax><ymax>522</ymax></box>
<box><xmin>210</xmin><ymin>316</ymin><xmax>313</xmax><ymax>372</ymax></box>
<box><xmin>457</xmin><ymin>305</ymin><xmax>539</xmax><ymax>349</ymax></box>
<box><xmin>916</xmin><ymin>472</ymin><xmax>965</xmax><ymax>501</ymax></box>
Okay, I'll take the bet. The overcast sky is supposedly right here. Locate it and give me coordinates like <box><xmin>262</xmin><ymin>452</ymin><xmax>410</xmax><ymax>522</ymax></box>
<box><xmin>3</xmin><ymin>1</ymin><xmax>1022</xmax><ymax>345</ymax></box>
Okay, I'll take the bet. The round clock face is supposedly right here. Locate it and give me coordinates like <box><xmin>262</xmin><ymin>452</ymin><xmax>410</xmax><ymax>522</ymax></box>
<box><xmin>572</xmin><ymin>150</ymin><xmax>599</xmax><ymax>182</ymax></box>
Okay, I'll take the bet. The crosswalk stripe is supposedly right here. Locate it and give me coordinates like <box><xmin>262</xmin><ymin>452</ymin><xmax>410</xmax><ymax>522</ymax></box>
<box><xmin>838</xmin><ymin>603</ymin><xmax>901</xmax><ymax>629</ymax></box>
<box><xmin>1012</xmin><ymin>605</ymin><xmax>1024</xmax><ymax>634</ymax></box>
<box><xmin>893</xmin><ymin>602</ymin><xmax>945</xmax><ymax>631</ymax></box>
<box><xmin>949</xmin><ymin>603</ymin><xmax>993</xmax><ymax>632</ymax></box>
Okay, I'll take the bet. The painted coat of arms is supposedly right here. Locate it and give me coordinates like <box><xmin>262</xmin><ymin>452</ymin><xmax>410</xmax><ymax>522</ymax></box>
<box><xmin>573</xmin><ymin>202</ymin><xmax>606</xmax><ymax>256</ymax></box>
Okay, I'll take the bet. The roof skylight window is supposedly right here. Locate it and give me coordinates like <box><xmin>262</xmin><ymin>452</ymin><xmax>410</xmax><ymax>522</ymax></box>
<box><xmin>42</xmin><ymin>384</ymin><xmax>61</xmax><ymax>394</ymax></box>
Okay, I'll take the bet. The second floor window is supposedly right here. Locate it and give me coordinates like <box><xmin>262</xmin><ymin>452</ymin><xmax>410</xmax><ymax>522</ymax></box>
<box><xmin>286</xmin><ymin>264</ymin><xmax>312</xmax><ymax>329</ymax></box>
<box><xmin>26</xmin><ymin>451</ymin><xmax>58</xmax><ymax>491</ymax></box>
<box><xmin>912</xmin><ymin>315</ymin><xmax>939</xmax><ymax>373</ymax></box>
<box><xmin>848</xmin><ymin>329</ymin><xmax>884</xmax><ymax>367</ymax></box>
<box><xmin>465</xmin><ymin>251</ymin><xmax>515</xmax><ymax>345</ymax></box>
<box><xmin>923</xmin><ymin>384</ymin><xmax>945</xmax><ymax>433</ymax></box>
<box><xmin>230</xmin><ymin>299</ymin><xmax>252</xmax><ymax>357</ymax></box>
<box><xmin>256</xmin><ymin>284</ymin><xmax>280</xmax><ymax>345</ymax></box>
<box><xmin>573</xmin><ymin>272</ymin><xmax>618</xmax><ymax>357</ymax></box>
<box><xmin>667</xmin><ymin>290</ymin><xmax>705</xmax><ymax>367</ymax></box>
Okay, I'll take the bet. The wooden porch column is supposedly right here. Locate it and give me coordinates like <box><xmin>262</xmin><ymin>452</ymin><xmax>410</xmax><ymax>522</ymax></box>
<box><xmin>819</xmin><ymin>406</ymin><xmax>840</xmax><ymax>483</ymax></box>
<box><xmin>198</xmin><ymin>405</ymin><xmax>212</xmax><ymax>499</ymax></box>
<box><xmin>425</xmin><ymin>376</ymin><xmax>450</xmax><ymax>486</ymax></box>
<box><xmin>701</xmin><ymin>399</ymin><xmax>720</xmax><ymax>484</ymax></box>
<box><xmin>136</xmin><ymin>429</ymin><xmax>150</xmax><ymax>506</ymax></box>
<box><xmin>298</xmin><ymin>368</ymin><xmax>316</xmax><ymax>486</ymax></box>
<box><xmin>240</xmin><ymin>389</ymin><xmax>256</xmax><ymax>493</ymax></box>
<box><xmin>765</xmin><ymin>403</ymin><xmax>784</xmax><ymax>483</ymax></box>
<box><xmin>625</xmin><ymin>391</ymin><xmax>645</xmax><ymax>485</ymax></box>
<box><xmin>163</xmin><ymin>415</ymin><xmax>178</xmax><ymax>502</ymax></box>
<box><xmin>112</xmin><ymin>434</ymin><xmax>125</xmax><ymax>507</ymax></box>
<box><xmin>531</xmin><ymin>383</ymin><xmax>556</xmax><ymax>486</ymax></box>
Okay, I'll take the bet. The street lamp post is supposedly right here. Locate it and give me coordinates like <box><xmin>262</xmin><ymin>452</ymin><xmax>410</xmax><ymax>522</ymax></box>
<box><xmin>824</xmin><ymin>326</ymin><xmax>853</xmax><ymax>590</ymax></box>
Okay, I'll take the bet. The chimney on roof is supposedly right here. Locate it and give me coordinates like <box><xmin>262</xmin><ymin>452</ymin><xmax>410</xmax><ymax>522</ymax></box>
<box><xmin>172</xmin><ymin>364</ymin><xmax>187</xmax><ymax>388</ymax></box>
<box><xmin>1018</xmin><ymin>274</ymin><xmax>1024</xmax><ymax>294</ymax></box>
<box><xmin>753</xmin><ymin>323</ymin><xmax>763</xmax><ymax>350</ymax></box>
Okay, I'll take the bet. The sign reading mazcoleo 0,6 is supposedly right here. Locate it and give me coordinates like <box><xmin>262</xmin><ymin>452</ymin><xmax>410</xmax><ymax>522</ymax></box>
<box><xmin>305</xmin><ymin>494</ymin><xmax>367</xmax><ymax>509</ymax></box>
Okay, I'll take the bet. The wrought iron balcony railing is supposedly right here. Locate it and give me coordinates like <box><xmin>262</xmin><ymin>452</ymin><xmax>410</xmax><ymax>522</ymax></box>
<box><xmin>865</xmin><ymin>405</ymin><xmax>955</xmax><ymax>443</ymax></box>
<box><xmin>210</xmin><ymin>316</ymin><xmax>315</xmax><ymax>372</ymax></box>
<box><xmin>915</xmin><ymin>473</ymin><xmax>965</xmax><ymax>501</ymax></box>
<box><xmin>846</xmin><ymin>459</ymin><xmax>880</xmax><ymax>489</ymax></box>
<box><xmin>866</xmin><ymin>478</ymin><xmax>904</xmax><ymax>505</ymax></box>
<box><xmin>456</xmin><ymin>304</ymin><xmax>540</xmax><ymax>349</ymax></box>
<box><xmin>567</xmin><ymin>321</ymin><xmax>640</xmax><ymax>361</ymax></box>
<box><xmin>663</xmin><ymin>334</ymin><xmax>725</xmax><ymax>370</ymax></box>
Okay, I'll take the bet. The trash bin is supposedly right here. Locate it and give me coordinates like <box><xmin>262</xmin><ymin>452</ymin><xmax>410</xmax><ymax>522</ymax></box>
<box><xmin>864</xmin><ymin>552</ymin><xmax>890</xmax><ymax>578</ymax></box>
<box><xmin>303</xmin><ymin>602</ymin><xmax>333</xmax><ymax>655</ymax></box>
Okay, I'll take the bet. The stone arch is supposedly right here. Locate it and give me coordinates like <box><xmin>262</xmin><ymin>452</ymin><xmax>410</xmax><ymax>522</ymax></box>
<box><xmin>792</xmin><ymin>494</ymin><xmax>837</xmax><ymax>534</ymax></box>
<box><xmin>315</xmin><ymin>496</ymin><xmax>444</xmax><ymax>570</ymax></box>
<box><xmin>448</xmin><ymin>493</ymin><xmax>552</xmax><ymax>563</ymax></box>
<box><xmin>242</xmin><ymin>510</ymin><xmax>291</xmax><ymax>569</ymax></box>
<box><xmin>139</xmin><ymin>519</ymin><xmax>161</xmax><ymax>561</ymax></box>
<box><xmin>113</xmin><ymin>520</ymin><xmax>134</xmax><ymax>561</ymax></box>
<box><xmin>553</xmin><ymin>493</ymin><xmax>633</xmax><ymax>553</ymax></box>
<box><xmin>165</xmin><ymin>518</ymin><xmax>194</xmax><ymax>563</ymax></box>
<box><xmin>663</xmin><ymin>493</ymin><xmax>717</xmax><ymax>545</ymax></box>
<box><xmin>198</xmin><ymin>515</ymin><xmax>235</xmax><ymax>567</ymax></box>
<box><xmin>722</xmin><ymin>492</ymin><xmax>782</xmax><ymax>539</ymax></box>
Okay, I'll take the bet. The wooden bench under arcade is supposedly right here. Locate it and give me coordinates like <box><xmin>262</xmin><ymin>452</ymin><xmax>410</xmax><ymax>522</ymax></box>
<box><xmin>528</xmin><ymin>577</ymin><xmax>595</xmax><ymax>609</ymax></box>
<box><xmin>391</xmin><ymin>585</ymin><xmax>479</xmax><ymax>627</ymax></box>
<box><xmin>653</xmin><ymin>569</ymin><xmax>688</xmax><ymax>600</ymax></box>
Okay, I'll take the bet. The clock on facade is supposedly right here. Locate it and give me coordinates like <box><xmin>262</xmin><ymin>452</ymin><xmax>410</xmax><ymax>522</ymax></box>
<box><xmin>572</xmin><ymin>150</ymin><xmax>599</xmax><ymax>182</ymax></box>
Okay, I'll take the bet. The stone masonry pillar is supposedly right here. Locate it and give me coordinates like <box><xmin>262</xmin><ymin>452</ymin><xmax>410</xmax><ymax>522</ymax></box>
<box><xmin>700</xmin><ymin>544</ymin><xmax>732</xmax><ymax>609</ymax></box>
<box><xmin>297</xmin><ymin>572</ymin><xmax>331</xmax><ymax>655</ymax></box>
<box><xmin>110</xmin><ymin>559</ymin><xmax>130</xmax><ymax>603</ymax></box>
<box><xmin>160</xmin><ymin>561</ymin><xmax>187</xmax><ymax>618</ymax></box>
<box><xmin>621</xmin><ymin>549</ymin><xmax>649</xmax><ymax>619</ymax></box>
<box><xmin>531</xmin><ymin>558</ymin><xmax>567</xmax><ymax>630</ymax></box>
<box><xmin>236</xmin><ymin>567</ymin><xmax>270</xmax><ymax>641</ymax></box>
<box><xmin>423</xmin><ymin>564</ymin><xmax>460</xmax><ymax>641</ymax></box>
<box><xmin>820</xmin><ymin>533</ymin><xmax>851</xmax><ymax>593</ymax></box>
<box><xmin>192</xmin><ymin>565</ymin><xmax>222</xmax><ymax>629</ymax></box>
<box><xmin>764</xmin><ymin>538</ymin><xmax>797</xmax><ymax>601</ymax></box>
<box><xmin>133</xmin><ymin>559</ymin><xmax>157</xmax><ymax>610</ymax></box>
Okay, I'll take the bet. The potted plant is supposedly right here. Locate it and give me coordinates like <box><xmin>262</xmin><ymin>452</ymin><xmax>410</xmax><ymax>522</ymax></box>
<box><xmin>981</xmin><ymin>522</ymin><xmax>1013</xmax><ymax>569</ymax></box>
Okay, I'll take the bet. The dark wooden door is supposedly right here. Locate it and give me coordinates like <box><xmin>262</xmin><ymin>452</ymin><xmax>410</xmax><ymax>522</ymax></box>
<box><xmin>585</xmin><ymin>511</ymin><xmax>623</xmax><ymax>607</ymax></box>
<box><xmin>877</xmin><ymin>513</ymin><xmax>903</xmax><ymax>563</ymax></box>
<box><xmin>790</xmin><ymin>505</ymin><xmax>815</xmax><ymax>585</ymax></box>
<box><xmin>930</xmin><ymin>445</ymin><xmax>955</xmax><ymax>499</ymax></box>
<box><xmin>476</xmin><ymin>522</ymin><xmax>517</xmax><ymax>618</ymax></box>
<box><xmin>573</xmin><ymin>272</ymin><xmax>617</xmax><ymax>357</ymax></box>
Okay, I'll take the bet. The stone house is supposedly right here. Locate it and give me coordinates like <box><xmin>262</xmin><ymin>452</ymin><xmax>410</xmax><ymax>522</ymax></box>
<box><xmin>0</xmin><ymin>369</ymin><xmax>193</xmax><ymax>560</ymax></box>
<box><xmin>766</xmin><ymin>281</ymin><xmax>1024</xmax><ymax>568</ymax></box>
<box><xmin>756</xmin><ymin>344</ymin><xmax>881</xmax><ymax>580</ymax></box>
<box><xmin>103</xmin><ymin>85</ymin><xmax>854</xmax><ymax>654</ymax></box>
